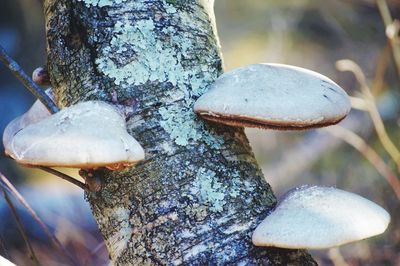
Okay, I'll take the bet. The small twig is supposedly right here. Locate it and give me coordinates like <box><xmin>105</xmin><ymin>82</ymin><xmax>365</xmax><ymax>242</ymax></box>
<box><xmin>37</xmin><ymin>166</ymin><xmax>89</xmax><ymax>192</ymax></box>
<box><xmin>336</xmin><ymin>59</ymin><xmax>400</xmax><ymax>171</ymax></box>
<box><xmin>349</xmin><ymin>96</ymin><xmax>369</xmax><ymax>111</ymax></box>
<box><xmin>322</xmin><ymin>125</ymin><xmax>400</xmax><ymax>200</ymax></box>
<box><xmin>0</xmin><ymin>45</ymin><xmax>59</xmax><ymax>114</ymax></box>
<box><xmin>2</xmin><ymin>188</ymin><xmax>40</xmax><ymax>266</ymax></box>
<box><xmin>376</xmin><ymin>0</ymin><xmax>400</xmax><ymax>79</ymax></box>
<box><xmin>373</xmin><ymin>43</ymin><xmax>391</xmax><ymax>93</ymax></box>
<box><xmin>0</xmin><ymin>172</ymin><xmax>77</xmax><ymax>265</ymax></box>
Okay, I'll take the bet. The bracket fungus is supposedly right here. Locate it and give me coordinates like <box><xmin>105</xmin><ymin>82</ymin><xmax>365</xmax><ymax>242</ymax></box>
<box><xmin>4</xmin><ymin>101</ymin><xmax>144</xmax><ymax>170</ymax></box>
<box><xmin>194</xmin><ymin>63</ymin><xmax>351</xmax><ymax>130</ymax></box>
<box><xmin>252</xmin><ymin>186</ymin><xmax>390</xmax><ymax>249</ymax></box>
<box><xmin>0</xmin><ymin>255</ymin><xmax>16</xmax><ymax>266</ymax></box>
<box><xmin>3</xmin><ymin>95</ymin><xmax>52</xmax><ymax>154</ymax></box>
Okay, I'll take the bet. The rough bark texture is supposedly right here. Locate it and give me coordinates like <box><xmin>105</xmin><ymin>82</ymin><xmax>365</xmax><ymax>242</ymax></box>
<box><xmin>44</xmin><ymin>0</ymin><xmax>317</xmax><ymax>265</ymax></box>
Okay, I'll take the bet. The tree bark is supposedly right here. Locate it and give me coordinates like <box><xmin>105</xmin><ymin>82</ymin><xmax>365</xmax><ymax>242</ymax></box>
<box><xmin>44</xmin><ymin>0</ymin><xmax>317</xmax><ymax>265</ymax></box>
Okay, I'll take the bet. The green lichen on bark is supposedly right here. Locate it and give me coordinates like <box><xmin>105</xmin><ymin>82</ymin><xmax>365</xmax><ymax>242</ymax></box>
<box><xmin>44</xmin><ymin>0</ymin><xmax>317</xmax><ymax>264</ymax></box>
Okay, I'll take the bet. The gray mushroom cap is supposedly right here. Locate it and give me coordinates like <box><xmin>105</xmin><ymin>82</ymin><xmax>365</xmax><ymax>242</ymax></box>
<box><xmin>3</xmin><ymin>95</ymin><xmax>52</xmax><ymax>153</ymax></box>
<box><xmin>5</xmin><ymin>101</ymin><xmax>144</xmax><ymax>170</ymax></box>
<box><xmin>252</xmin><ymin>186</ymin><xmax>390</xmax><ymax>249</ymax></box>
<box><xmin>0</xmin><ymin>255</ymin><xmax>16</xmax><ymax>266</ymax></box>
<box><xmin>194</xmin><ymin>64</ymin><xmax>351</xmax><ymax>130</ymax></box>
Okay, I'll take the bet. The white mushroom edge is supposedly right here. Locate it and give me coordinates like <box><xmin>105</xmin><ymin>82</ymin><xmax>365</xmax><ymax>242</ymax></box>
<box><xmin>4</xmin><ymin>100</ymin><xmax>144</xmax><ymax>170</ymax></box>
<box><xmin>194</xmin><ymin>63</ymin><xmax>351</xmax><ymax>130</ymax></box>
<box><xmin>252</xmin><ymin>185</ymin><xmax>390</xmax><ymax>249</ymax></box>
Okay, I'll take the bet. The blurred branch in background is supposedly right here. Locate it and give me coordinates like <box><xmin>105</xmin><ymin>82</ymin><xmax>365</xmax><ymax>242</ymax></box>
<box><xmin>322</xmin><ymin>125</ymin><xmax>400</xmax><ymax>199</ymax></box>
<box><xmin>0</xmin><ymin>45</ymin><xmax>58</xmax><ymax>113</ymax></box>
<box><xmin>373</xmin><ymin>43</ymin><xmax>391</xmax><ymax>94</ymax></box>
<box><xmin>0</xmin><ymin>173</ymin><xmax>76</xmax><ymax>265</ymax></box>
<box><xmin>336</xmin><ymin>59</ymin><xmax>400</xmax><ymax>172</ymax></box>
<box><xmin>263</xmin><ymin>111</ymin><xmax>375</xmax><ymax>192</ymax></box>
<box><xmin>349</xmin><ymin>96</ymin><xmax>369</xmax><ymax>111</ymax></box>
<box><xmin>270</xmin><ymin>57</ymin><xmax>400</xmax><ymax>199</ymax></box>
<box><xmin>2</xmin><ymin>188</ymin><xmax>39</xmax><ymax>266</ymax></box>
<box><xmin>376</xmin><ymin>0</ymin><xmax>400</xmax><ymax>79</ymax></box>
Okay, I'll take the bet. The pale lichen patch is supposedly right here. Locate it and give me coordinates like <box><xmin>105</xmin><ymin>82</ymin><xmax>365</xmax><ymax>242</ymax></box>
<box><xmin>95</xmin><ymin>14</ymin><xmax>191</xmax><ymax>90</ymax></box>
<box><xmin>214</xmin><ymin>210</ymin><xmax>235</xmax><ymax>225</ymax></box>
<box><xmin>223</xmin><ymin>221</ymin><xmax>253</xmax><ymax>235</ymax></box>
<box><xmin>183</xmin><ymin>243</ymin><xmax>208</xmax><ymax>261</ymax></box>
<box><xmin>237</xmin><ymin>260</ymin><xmax>252</xmax><ymax>266</ymax></box>
<box><xmin>160</xmin><ymin>141</ymin><xmax>175</xmax><ymax>155</ymax></box>
<box><xmin>179</xmin><ymin>229</ymin><xmax>196</xmax><ymax>239</ymax></box>
<box><xmin>191</xmin><ymin>168</ymin><xmax>226</xmax><ymax>212</ymax></box>
<box><xmin>92</xmin><ymin>1</ymin><xmax>222</xmax><ymax>148</ymax></box>
<box><xmin>132</xmin><ymin>212</ymin><xmax>178</xmax><ymax>234</ymax></box>
<box><xmin>159</xmin><ymin>104</ymin><xmax>224</xmax><ymax>147</ymax></box>
<box><xmin>158</xmin><ymin>106</ymin><xmax>203</xmax><ymax>146</ymax></box>
<box><xmin>229</xmin><ymin>174</ymin><xmax>242</xmax><ymax>198</ymax></box>
<box><xmin>77</xmin><ymin>0</ymin><xmax>127</xmax><ymax>8</ymax></box>
<box><xmin>164</xmin><ymin>2</ymin><xmax>178</xmax><ymax>14</ymax></box>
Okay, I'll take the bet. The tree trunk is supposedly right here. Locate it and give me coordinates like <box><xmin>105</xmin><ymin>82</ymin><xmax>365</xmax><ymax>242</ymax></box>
<box><xmin>44</xmin><ymin>0</ymin><xmax>316</xmax><ymax>264</ymax></box>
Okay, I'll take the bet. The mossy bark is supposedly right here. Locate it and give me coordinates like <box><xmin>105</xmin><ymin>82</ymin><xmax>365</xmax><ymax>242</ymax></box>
<box><xmin>44</xmin><ymin>0</ymin><xmax>317</xmax><ymax>264</ymax></box>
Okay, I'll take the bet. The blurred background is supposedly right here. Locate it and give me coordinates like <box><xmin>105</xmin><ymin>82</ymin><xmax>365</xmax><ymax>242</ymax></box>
<box><xmin>0</xmin><ymin>0</ymin><xmax>399</xmax><ymax>265</ymax></box>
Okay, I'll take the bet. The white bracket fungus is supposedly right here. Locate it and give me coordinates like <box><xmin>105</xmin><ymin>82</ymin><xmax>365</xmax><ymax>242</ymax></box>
<box><xmin>3</xmin><ymin>96</ymin><xmax>52</xmax><ymax>153</ymax></box>
<box><xmin>194</xmin><ymin>64</ymin><xmax>351</xmax><ymax>130</ymax></box>
<box><xmin>252</xmin><ymin>185</ymin><xmax>390</xmax><ymax>249</ymax></box>
<box><xmin>4</xmin><ymin>101</ymin><xmax>144</xmax><ymax>170</ymax></box>
<box><xmin>0</xmin><ymin>255</ymin><xmax>16</xmax><ymax>266</ymax></box>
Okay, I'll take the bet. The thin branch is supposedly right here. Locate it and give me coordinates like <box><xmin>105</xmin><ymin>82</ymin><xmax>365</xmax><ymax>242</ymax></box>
<box><xmin>0</xmin><ymin>45</ymin><xmax>59</xmax><ymax>114</ymax></box>
<box><xmin>336</xmin><ymin>59</ymin><xmax>400</xmax><ymax>171</ymax></box>
<box><xmin>373</xmin><ymin>43</ymin><xmax>391</xmax><ymax>93</ymax></box>
<box><xmin>322</xmin><ymin>125</ymin><xmax>400</xmax><ymax>200</ymax></box>
<box><xmin>37</xmin><ymin>167</ymin><xmax>88</xmax><ymax>192</ymax></box>
<box><xmin>376</xmin><ymin>0</ymin><xmax>400</xmax><ymax>78</ymax></box>
<box><xmin>2</xmin><ymin>188</ymin><xmax>40</xmax><ymax>266</ymax></box>
<box><xmin>349</xmin><ymin>96</ymin><xmax>368</xmax><ymax>111</ymax></box>
<box><xmin>0</xmin><ymin>173</ymin><xmax>77</xmax><ymax>265</ymax></box>
<box><xmin>336</xmin><ymin>59</ymin><xmax>374</xmax><ymax>96</ymax></box>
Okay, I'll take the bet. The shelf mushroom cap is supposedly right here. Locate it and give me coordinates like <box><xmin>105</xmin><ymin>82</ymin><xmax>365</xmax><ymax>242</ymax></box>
<box><xmin>3</xmin><ymin>97</ymin><xmax>52</xmax><ymax>154</ymax></box>
<box><xmin>6</xmin><ymin>101</ymin><xmax>144</xmax><ymax>170</ymax></box>
<box><xmin>194</xmin><ymin>64</ymin><xmax>351</xmax><ymax>130</ymax></box>
<box><xmin>0</xmin><ymin>255</ymin><xmax>16</xmax><ymax>266</ymax></box>
<box><xmin>252</xmin><ymin>186</ymin><xmax>390</xmax><ymax>249</ymax></box>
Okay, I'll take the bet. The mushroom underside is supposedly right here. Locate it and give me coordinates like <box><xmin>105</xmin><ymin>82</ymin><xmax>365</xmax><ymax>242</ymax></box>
<box><xmin>198</xmin><ymin>112</ymin><xmax>346</xmax><ymax>130</ymax></box>
<box><xmin>3</xmin><ymin>157</ymin><xmax>138</xmax><ymax>170</ymax></box>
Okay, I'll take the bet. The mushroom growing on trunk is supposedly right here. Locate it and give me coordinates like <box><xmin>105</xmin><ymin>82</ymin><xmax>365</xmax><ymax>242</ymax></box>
<box><xmin>252</xmin><ymin>185</ymin><xmax>390</xmax><ymax>249</ymax></box>
<box><xmin>4</xmin><ymin>101</ymin><xmax>144</xmax><ymax>170</ymax></box>
<box><xmin>3</xmin><ymin>92</ymin><xmax>53</xmax><ymax>154</ymax></box>
<box><xmin>194</xmin><ymin>63</ymin><xmax>351</xmax><ymax>130</ymax></box>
